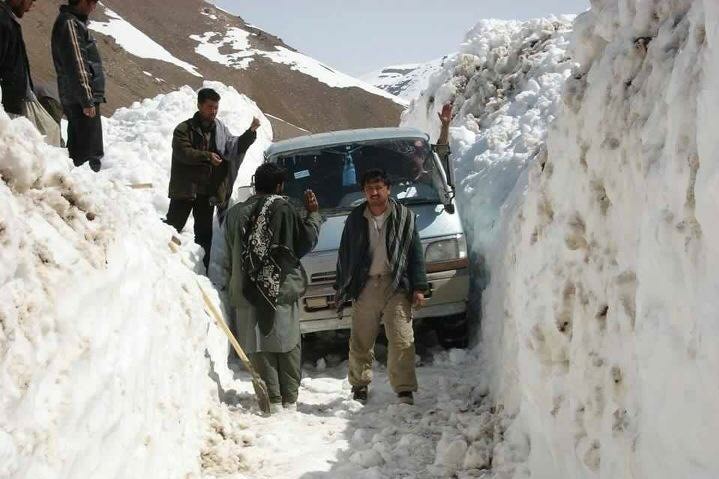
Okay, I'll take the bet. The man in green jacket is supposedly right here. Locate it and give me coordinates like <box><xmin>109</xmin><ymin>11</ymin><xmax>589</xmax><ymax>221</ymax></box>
<box><xmin>166</xmin><ymin>88</ymin><xmax>260</xmax><ymax>271</ymax></box>
<box><xmin>220</xmin><ymin>163</ymin><xmax>321</xmax><ymax>413</ymax></box>
<box><xmin>335</xmin><ymin>169</ymin><xmax>428</xmax><ymax>406</ymax></box>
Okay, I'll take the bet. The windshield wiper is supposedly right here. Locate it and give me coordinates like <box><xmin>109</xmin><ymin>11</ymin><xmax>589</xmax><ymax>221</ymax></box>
<box><xmin>396</xmin><ymin>198</ymin><xmax>440</xmax><ymax>206</ymax></box>
<box><xmin>320</xmin><ymin>206</ymin><xmax>353</xmax><ymax>216</ymax></box>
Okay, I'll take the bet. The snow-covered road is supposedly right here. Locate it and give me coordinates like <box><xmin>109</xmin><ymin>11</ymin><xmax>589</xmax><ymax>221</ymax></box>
<box><xmin>203</xmin><ymin>345</ymin><xmax>519</xmax><ymax>479</ymax></box>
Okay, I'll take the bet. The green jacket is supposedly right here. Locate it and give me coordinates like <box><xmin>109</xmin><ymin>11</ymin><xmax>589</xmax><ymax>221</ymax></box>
<box><xmin>168</xmin><ymin>112</ymin><xmax>256</xmax><ymax>206</ymax></box>
<box><xmin>335</xmin><ymin>201</ymin><xmax>427</xmax><ymax>302</ymax></box>
<box><xmin>220</xmin><ymin>195</ymin><xmax>322</xmax><ymax>353</ymax></box>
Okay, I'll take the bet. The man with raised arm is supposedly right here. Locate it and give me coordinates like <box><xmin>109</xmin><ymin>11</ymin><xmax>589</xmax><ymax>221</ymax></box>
<box><xmin>165</xmin><ymin>87</ymin><xmax>260</xmax><ymax>271</ymax></box>
<box><xmin>221</xmin><ymin>163</ymin><xmax>322</xmax><ymax>414</ymax></box>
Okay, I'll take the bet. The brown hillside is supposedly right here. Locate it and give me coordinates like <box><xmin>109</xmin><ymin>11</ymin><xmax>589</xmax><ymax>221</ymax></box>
<box><xmin>22</xmin><ymin>0</ymin><xmax>403</xmax><ymax>139</ymax></box>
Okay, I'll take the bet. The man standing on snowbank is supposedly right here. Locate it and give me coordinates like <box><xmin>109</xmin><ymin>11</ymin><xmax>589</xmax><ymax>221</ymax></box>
<box><xmin>165</xmin><ymin>88</ymin><xmax>260</xmax><ymax>271</ymax></box>
<box><xmin>0</xmin><ymin>0</ymin><xmax>34</xmax><ymax>116</ymax></box>
<box><xmin>221</xmin><ymin>163</ymin><xmax>321</xmax><ymax>414</ymax></box>
<box><xmin>51</xmin><ymin>0</ymin><xmax>105</xmax><ymax>172</ymax></box>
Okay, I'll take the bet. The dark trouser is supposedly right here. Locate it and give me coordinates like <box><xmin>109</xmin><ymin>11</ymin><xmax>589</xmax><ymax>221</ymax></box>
<box><xmin>64</xmin><ymin>103</ymin><xmax>104</xmax><ymax>166</ymax></box>
<box><xmin>249</xmin><ymin>344</ymin><xmax>302</xmax><ymax>405</ymax></box>
<box><xmin>165</xmin><ymin>195</ymin><xmax>214</xmax><ymax>270</ymax></box>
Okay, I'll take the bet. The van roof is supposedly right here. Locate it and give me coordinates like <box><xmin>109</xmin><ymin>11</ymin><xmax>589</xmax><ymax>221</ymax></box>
<box><xmin>265</xmin><ymin>127</ymin><xmax>430</xmax><ymax>158</ymax></box>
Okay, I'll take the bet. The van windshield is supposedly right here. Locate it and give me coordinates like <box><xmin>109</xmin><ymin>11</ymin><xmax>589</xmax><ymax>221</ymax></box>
<box><xmin>274</xmin><ymin>138</ymin><xmax>442</xmax><ymax>214</ymax></box>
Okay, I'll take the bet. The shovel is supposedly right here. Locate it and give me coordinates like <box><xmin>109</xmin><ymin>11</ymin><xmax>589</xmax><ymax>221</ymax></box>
<box><xmin>168</xmin><ymin>241</ymin><xmax>271</xmax><ymax>414</ymax></box>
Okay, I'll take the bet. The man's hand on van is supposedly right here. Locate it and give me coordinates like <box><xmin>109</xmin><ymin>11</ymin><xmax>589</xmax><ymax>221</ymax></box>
<box><xmin>304</xmin><ymin>189</ymin><xmax>319</xmax><ymax>213</ymax></box>
<box><xmin>412</xmin><ymin>291</ymin><xmax>426</xmax><ymax>308</ymax></box>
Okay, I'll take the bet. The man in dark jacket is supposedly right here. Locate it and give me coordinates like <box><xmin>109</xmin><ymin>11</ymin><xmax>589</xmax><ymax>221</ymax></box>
<box><xmin>220</xmin><ymin>163</ymin><xmax>321</xmax><ymax>413</ymax></box>
<box><xmin>51</xmin><ymin>0</ymin><xmax>105</xmax><ymax>172</ymax></box>
<box><xmin>335</xmin><ymin>169</ymin><xmax>428</xmax><ymax>406</ymax></box>
<box><xmin>166</xmin><ymin>87</ymin><xmax>260</xmax><ymax>271</ymax></box>
<box><xmin>0</xmin><ymin>0</ymin><xmax>35</xmax><ymax>116</ymax></box>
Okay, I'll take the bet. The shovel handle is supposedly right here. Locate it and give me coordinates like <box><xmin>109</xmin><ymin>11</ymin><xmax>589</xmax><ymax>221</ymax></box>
<box><xmin>168</xmin><ymin>241</ymin><xmax>256</xmax><ymax>374</ymax></box>
<box><xmin>197</xmin><ymin>283</ymin><xmax>254</xmax><ymax>367</ymax></box>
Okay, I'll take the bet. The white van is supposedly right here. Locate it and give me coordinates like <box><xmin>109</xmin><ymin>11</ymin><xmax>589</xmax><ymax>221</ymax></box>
<box><xmin>263</xmin><ymin>127</ymin><xmax>469</xmax><ymax>344</ymax></box>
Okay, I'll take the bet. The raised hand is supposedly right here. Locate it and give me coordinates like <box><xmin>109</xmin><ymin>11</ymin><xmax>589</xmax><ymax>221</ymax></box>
<box><xmin>304</xmin><ymin>189</ymin><xmax>319</xmax><ymax>213</ymax></box>
<box><xmin>250</xmin><ymin>117</ymin><xmax>261</xmax><ymax>131</ymax></box>
<box><xmin>438</xmin><ymin>102</ymin><xmax>453</xmax><ymax>125</ymax></box>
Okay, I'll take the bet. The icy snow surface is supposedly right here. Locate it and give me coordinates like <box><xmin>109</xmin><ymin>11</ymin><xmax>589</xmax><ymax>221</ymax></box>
<box><xmin>206</xmin><ymin>347</ymin><xmax>515</xmax><ymax>479</ymax></box>
<box><xmin>89</xmin><ymin>7</ymin><xmax>202</xmax><ymax>77</ymax></box>
<box><xmin>0</xmin><ymin>83</ymin><xmax>270</xmax><ymax>478</ymax></box>
<box><xmin>189</xmin><ymin>27</ymin><xmax>405</xmax><ymax>104</ymax></box>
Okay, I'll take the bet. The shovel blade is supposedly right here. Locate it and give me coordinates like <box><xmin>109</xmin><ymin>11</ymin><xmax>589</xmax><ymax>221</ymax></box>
<box><xmin>252</xmin><ymin>376</ymin><xmax>271</xmax><ymax>414</ymax></box>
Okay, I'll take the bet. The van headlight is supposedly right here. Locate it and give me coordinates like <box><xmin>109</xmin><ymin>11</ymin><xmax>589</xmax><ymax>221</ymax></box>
<box><xmin>425</xmin><ymin>234</ymin><xmax>468</xmax><ymax>263</ymax></box>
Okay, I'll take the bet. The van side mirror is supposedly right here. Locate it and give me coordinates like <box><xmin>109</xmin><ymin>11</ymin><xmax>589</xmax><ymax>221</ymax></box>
<box><xmin>442</xmin><ymin>156</ymin><xmax>455</xmax><ymax>188</ymax></box>
<box><xmin>235</xmin><ymin>185</ymin><xmax>253</xmax><ymax>203</ymax></box>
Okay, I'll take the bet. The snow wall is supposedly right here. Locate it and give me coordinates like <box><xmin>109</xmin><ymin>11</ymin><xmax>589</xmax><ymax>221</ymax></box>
<box><xmin>0</xmin><ymin>83</ymin><xmax>271</xmax><ymax>478</ymax></box>
<box><xmin>404</xmin><ymin>2</ymin><xmax>719</xmax><ymax>478</ymax></box>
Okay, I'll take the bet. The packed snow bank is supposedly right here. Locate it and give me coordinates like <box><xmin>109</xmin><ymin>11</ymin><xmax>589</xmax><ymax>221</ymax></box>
<box><xmin>410</xmin><ymin>2</ymin><xmax>719</xmax><ymax>478</ymax></box>
<box><xmin>495</xmin><ymin>1</ymin><xmax>719</xmax><ymax>476</ymax></box>
<box><xmin>0</xmin><ymin>83</ymin><xmax>271</xmax><ymax>478</ymax></box>
<box><xmin>401</xmin><ymin>16</ymin><xmax>574</xmax><ymax>476</ymax></box>
<box><xmin>402</xmin><ymin>17</ymin><xmax>573</xmax><ymax>257</ymax></box>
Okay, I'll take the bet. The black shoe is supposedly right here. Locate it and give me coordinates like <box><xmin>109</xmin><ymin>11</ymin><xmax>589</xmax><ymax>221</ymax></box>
<box><xmin>397</xmin><ymin>391</ymin><xmax>414</xmax><ymax>405</ymax></box>
<box><xmin>352</xmin><ymin>386</ymin><xmax>368</xmax><ymax>403</ymax></box>
<box><xmin>89</xmin><ymin>158</ymin><xmax>102</xmax><ymax>172</ymax></box>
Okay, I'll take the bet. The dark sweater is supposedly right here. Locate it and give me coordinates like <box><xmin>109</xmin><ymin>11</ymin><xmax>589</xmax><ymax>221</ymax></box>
<box><xmin>0</xmin><ymin>2</ymin><xmax>32</xmax><ymax>115</ymax></box>
<box><xmin>51</xmin><ymin>5</ymin><xmax>105</xmax><ymax>108</ymax></box>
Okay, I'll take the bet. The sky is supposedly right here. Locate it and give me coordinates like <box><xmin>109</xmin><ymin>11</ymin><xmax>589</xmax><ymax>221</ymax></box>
<box><xmin>213</xmin><ymin>0</ymin><xmax>590</xmax><ymax>77</ymax></box>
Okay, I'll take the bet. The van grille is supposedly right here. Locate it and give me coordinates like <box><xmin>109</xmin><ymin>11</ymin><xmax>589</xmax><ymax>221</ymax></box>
<box><xmin>311</xmin><ymin>271</ymin><xmax>336</xmax><ymax>284</ymax></box>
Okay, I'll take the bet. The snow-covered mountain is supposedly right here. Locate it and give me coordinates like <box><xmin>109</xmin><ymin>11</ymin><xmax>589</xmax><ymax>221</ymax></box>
<box><xmin>24</xmin><ymin>0</ymin><xmax>402</xmax><ymax>138</ymax></box>
<box><xmin>361</xmin><ymin>57</ymin><xmax>450</xmax><ymax>100</ymax></box>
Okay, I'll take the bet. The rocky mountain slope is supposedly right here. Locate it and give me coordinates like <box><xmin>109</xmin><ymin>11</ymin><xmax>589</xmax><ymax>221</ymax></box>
<box><xmin>23</xmin><ymin>0</ymin><xmax>403</xmax><ymax>139</ymax></box>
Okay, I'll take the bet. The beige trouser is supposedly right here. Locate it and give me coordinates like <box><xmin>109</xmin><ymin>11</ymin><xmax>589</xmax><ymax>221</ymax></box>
<box><xmin>348</xmin><ymin>276</ymin><xmax>417</xmax><ymax>393</ymax></box>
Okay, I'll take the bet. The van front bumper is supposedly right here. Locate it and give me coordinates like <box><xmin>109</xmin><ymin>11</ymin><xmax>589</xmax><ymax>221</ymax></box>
<box><xmin>299</xmin><ymin>267</ymin><xmax>470</xmax><ymax>334</ymax></box>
